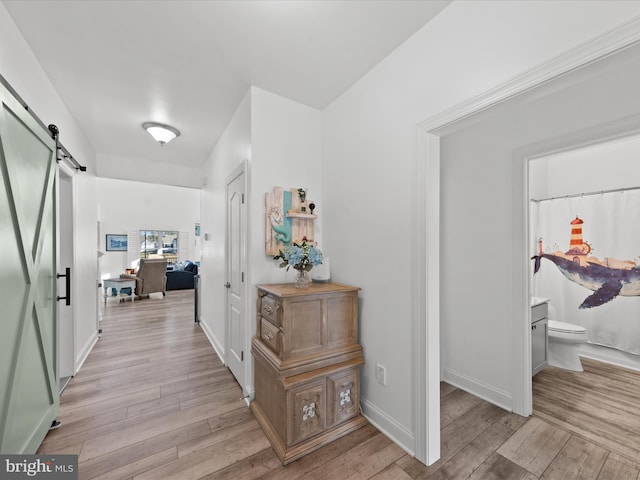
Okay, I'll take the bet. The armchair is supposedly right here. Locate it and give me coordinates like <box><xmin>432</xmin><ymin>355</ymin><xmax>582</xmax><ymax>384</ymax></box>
<box><xmin>121</xmin><ymin>258</ymin><xmax>167</xmax><ymax>298</ymax></box>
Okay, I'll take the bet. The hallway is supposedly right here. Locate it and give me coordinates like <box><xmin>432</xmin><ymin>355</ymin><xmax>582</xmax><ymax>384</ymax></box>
<box><xmin>37</xmin><ymin>291</ymin><xmax>258</xmax><ymax>477</ymax></box>
<box><xmin>37</xmin><ymin>290</ymin><xmax>400</xmax><ymax>479</ymax></box>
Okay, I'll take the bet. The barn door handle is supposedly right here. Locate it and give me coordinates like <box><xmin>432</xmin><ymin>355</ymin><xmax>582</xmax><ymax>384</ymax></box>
<box><xmin>57</xmin><ymin>267</ymin><xmax>71</xmax><ymax>306</ymax></box>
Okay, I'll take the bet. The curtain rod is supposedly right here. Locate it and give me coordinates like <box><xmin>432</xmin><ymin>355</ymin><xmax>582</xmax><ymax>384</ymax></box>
<box><xmin>531</xmin><ymin>185</ymin><xmax>640</xmax><ymax>203</ymax></box>
<box><xmin>0</xmin><ymin>73</ymin><xmax>86</xmax><ymax>173</ymax></box>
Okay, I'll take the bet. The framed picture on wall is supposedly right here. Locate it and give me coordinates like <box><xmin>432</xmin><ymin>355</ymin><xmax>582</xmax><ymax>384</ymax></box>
<box><xmin>106</xmin><ymin>234</ymin><xmax>128</xmax><ymax>251</ymax></box>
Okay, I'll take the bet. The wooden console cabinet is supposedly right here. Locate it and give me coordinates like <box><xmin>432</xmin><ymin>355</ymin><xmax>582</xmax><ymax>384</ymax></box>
<box><xmin>250</xmin><ymin>283</ymin><xmax>366</xmax><ymax>465</ymax></box>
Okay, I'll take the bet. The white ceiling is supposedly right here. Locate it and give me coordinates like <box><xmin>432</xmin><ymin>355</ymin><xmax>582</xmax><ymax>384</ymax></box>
<box><xmin>3</xmin><ymin>0</ymin><xmax>450</xmax><ymax>170</ymax></box>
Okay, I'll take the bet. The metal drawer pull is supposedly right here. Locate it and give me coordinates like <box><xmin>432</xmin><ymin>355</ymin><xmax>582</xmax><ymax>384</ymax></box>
<box><xmin>263</xmin><ymin>330</ymin><xmax>274</xmax><ymax>341</ymax></box>
<box><xmin>264</xmin><ymin>305</ymin><xmax>274</xmax><ymax>314</ymax></box>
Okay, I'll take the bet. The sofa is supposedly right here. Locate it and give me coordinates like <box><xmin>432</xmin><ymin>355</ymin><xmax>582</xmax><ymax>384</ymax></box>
<box><xmin>166</xmin><ymin>260</ymin><xmax>198</xmax><ymax>290</ymax></box>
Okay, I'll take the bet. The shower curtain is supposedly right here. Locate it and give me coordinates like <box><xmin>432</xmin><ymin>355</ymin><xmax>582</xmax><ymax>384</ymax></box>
<box><xmin>531</xmin><ymin>189</ymin><xmax>640</xmax><ymax>355</ymax></box>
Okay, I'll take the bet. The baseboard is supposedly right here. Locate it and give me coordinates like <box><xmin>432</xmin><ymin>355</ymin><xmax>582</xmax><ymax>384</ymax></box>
<box><xmin>442</xmin><ymin>368</ymin><xmax>512</xmax><ymax>411</ymax></box>
<box><xmin>579</xmin><ymin>343</ymin><xmax>640</xmax><ymax>372</ymax></box>
<box><xmin>360</xmin><ymin>398</ymin><xmax>415</xmax><ymax>457</ymax></box>
<box><xmin>76</xmin><ymin>331</ymin><xmax>99</xmax><ymax>374</ymax></box>
<box><xmin>198</xmin><ymin>319</ymin><xmax>226</xmax><ymax>364</ymax></box>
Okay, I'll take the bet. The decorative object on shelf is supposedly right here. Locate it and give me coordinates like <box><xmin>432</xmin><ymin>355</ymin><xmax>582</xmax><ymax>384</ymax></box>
<box><xmin>265</xmin><ymin>186</ymin><xmax>317</xmax><ymax>255</ymax></box>
<box><xmin>308</xmin><ymin>202</ymin><xmax>316</xmax><ymax>214</ymax></box>
<box><xmin>273</xmin><ymin>237</ymin><xmax>323</xmax><ymax>289</ymax></box>
<box><xmin>298</xmin><ymin>188</ymin><xmax>308</xmax><ymax>212</ymax></box>
<box><xmin>295</xmin><ymin>269</ymin><xmax>311</xmax><ymax>288</ymax></box>
<box><xmin>310</xmin><ymin>256</ymin><xmax>330</xmax><ymax>282</ymax></box>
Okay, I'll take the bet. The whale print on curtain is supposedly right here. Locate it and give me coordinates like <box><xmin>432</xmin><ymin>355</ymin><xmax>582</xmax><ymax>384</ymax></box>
<box><xmin>531</xmin><ymin>190</ymin><xmax>640</xmax><ymax>355</ymax></box>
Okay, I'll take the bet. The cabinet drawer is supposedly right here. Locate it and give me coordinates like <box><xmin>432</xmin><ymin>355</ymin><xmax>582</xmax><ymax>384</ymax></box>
<box><xmin>327</xmin><ymin>369</ymin><xmax>359</xmax><ymax>427</ymax></box>
<box><xmin>531</xmin><ymin>302</ymin><xmax>548</xmax><ymax>323</ymax></box>
<box><xmin>261</xmin><ymin>318</ymin><xmax>281</xmax><ymax>355</ymax></box>
<box><xmin>260</xmin><ymin>294</ymin><xmax>281</xmax><ymax>326</ymax></box>
<box><xmin>288</xmin><ymin>378</ymin><xmax>326</xmax><ymax>445</ymax></box>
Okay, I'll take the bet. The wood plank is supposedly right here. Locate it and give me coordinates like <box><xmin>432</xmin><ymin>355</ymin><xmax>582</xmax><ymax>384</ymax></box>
<box><xmin>533</xmin><ymin>357</ymin><xmax>640</xmax><ymax>463</ymax></box>
<box><xmin>597</xmin><ymin>455</ymin><xmax>640</xmax><ymax>480</ymax></box>
<box><xmin>77</xmin><ymin>421</ymin><xmax>212</xmax><ymax>480</ymax></box>
<box><xmin>542</xmin><ymin>435</ymin><xmax>608</xmax><ymax>480</ymax></box>
<box><xmin>497</xmin><ymin>417</ymin><xmax>571</xmax><ymax>477</ymax></box>
<box><xmin>465</xmin><ymin>452</ymin><xmax>537</xmax><ymax>480</ymax></box>
<box><xmin>432</xmin><ymin>414</ymin><xmax>521</xmax><ymax>480</ymax></box>
<box><xmin>368</xmin><ymin>462</ymin><xmax>414</xmax><ymax>480</ymax></box>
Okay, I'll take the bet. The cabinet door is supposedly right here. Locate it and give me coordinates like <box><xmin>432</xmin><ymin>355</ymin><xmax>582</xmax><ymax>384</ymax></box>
<box><xmin>327</xmin><ymin>369</ymin><xmax>359</xmax><ymax>427</ymax></box>
<box><xmin>532</xmin><ymin>318</ymin><xmax>548</xmax><ymax>375</ymax></box>
<box><xmin>288</xmin><ymin>378</ymin><xmax>326</xmax><ymax>445</ymax></box>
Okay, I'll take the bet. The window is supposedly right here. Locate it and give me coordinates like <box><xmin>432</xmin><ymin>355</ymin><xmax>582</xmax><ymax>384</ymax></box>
<box><xmin>140</xmin><ymin>230</ymin><xmax>179</xmax><ymax>265</ymax></box>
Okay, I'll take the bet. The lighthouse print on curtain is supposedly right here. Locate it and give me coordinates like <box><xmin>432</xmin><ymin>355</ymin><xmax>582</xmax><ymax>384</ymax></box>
<box><xmin>533</xmin><ymin>215</ymin><xmax>640</xmax><ymax>308</ymax></box>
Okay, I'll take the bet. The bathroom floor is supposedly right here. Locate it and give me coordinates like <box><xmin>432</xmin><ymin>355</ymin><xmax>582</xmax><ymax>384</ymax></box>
<box><xmin>533</xmin><ymin>357</ymin><xmax>640</xmax><ymax>468</ymax></box>
<box><xmin>418</xmin><ymin>373</ymin><xmax>640</xmax><ymax>479</ymax></box>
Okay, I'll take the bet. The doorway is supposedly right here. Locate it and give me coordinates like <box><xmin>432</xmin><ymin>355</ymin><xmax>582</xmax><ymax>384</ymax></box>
<box><xmin>417</xmin><ymin>27</ymin><xmax>640</xmax><ymax>464</ymax></box>
<box><xmin>225</xmin><ymin>162</ymin><xmax>248</xmax><ymax>394</ymax></box>
<box><xmin>58</xmin><ymin>166</ymin><xmax>75</xmax><ymax>391</ymax></box>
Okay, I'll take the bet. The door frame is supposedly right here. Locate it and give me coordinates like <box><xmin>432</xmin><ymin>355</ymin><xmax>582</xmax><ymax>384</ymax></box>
<box><xmin>413</xmin><ymin>18</ymin><xmax>640</xmax><ymax>465</ymax></box>
<box><xmin>57</xmin><ymin>162</ymin><xmax>77</xmax><ymax>380</ymax></box>
<box><xmin>224</xmin><ymin>160</ymin><xmax>249</xmax><ymax>396</ymax></box>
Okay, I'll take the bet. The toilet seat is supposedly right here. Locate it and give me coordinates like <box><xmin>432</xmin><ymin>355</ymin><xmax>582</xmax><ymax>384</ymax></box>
<box><xmin>548</xmin><ymin>320</ymin><xmax>586</xmax><ymax>334</ymax></box>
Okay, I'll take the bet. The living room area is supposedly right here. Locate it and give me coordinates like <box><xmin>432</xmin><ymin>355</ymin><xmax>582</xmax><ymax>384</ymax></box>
<box><xmin>97</xmin><ymin>177</ymin><xmax>201</xmax><ymax>303</ymax></box>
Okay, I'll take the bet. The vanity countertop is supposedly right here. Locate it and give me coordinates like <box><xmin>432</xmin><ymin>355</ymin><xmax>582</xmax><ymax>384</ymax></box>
<box><xmin>531</xmin><ymin>297</ymin><xmax>550</xmax><ymax>307</ymax></box>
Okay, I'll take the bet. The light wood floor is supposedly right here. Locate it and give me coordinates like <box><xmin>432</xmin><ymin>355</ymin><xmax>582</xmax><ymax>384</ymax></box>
<box><xmin>38</xmin><ymin>290</ymin><xmax>640</xmax><ymax>479</ymax></box>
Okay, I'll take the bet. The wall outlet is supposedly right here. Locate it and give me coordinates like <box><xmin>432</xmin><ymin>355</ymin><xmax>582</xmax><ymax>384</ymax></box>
<box><xmin>375</xmin><ymin>364</ymin><xmax>386</xmax><ymax>386</ymax></box>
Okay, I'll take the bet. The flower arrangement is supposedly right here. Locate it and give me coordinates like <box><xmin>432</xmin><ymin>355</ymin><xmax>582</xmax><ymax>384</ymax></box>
<box><xmin>274</xmin><ymin>238</ymin><xmax>323</xmax><ymax>272</ymax></box>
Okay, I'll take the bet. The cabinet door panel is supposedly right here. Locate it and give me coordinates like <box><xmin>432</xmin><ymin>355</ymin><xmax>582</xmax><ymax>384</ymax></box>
<box><xmin>288</xmin><ymin>379</ymin><xmax>326</xmax><ymax>445</ymax></box>
<box><xmin>288</xmin><ymin>299</ymin><xmax>323</xmax><ymax>356</ymax></box>
<box><xmin>328</xmin><ymin>369</ymin><xmax>359</xmax><ymax>427</ymax></box>
<box><xmin>326</xmin><ymin>296</ymin><xmax>356</xmax><ymax>346</ymax></box>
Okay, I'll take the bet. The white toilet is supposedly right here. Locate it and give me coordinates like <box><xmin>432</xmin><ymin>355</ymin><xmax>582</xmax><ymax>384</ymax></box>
<box><xmin>548</xmin><ymin>320</ymin><xmax>588</xmax><ymax>372</ymax></box>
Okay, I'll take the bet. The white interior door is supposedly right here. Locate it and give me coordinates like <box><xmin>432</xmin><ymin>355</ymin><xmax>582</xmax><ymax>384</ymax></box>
<box><xmin>58</xmin><ymin>169</ymin><xmax>75</xmax><ymax>381</ymax></box>
<box><xmin>0</xmin><ymin>80</ymin><xmax>59</xmax><ymax>453</ymax></box>
<box><xmin>225</xmin><ymin>164</ymin><xmax>246</xmax><ymax>390</ymax></box>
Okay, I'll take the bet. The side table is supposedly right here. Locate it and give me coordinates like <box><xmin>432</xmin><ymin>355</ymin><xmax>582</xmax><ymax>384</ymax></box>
<box><xmin>103</xmin><ymin>277</ymin><xmax>136</xmax><ymax>303</ymax></box>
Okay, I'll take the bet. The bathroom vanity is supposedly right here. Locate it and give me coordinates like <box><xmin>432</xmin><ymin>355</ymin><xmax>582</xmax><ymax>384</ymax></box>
<box><xmin>531</xmin><ymin>298</ymin><xmax>549</xmax><ymax>375</ymax></box>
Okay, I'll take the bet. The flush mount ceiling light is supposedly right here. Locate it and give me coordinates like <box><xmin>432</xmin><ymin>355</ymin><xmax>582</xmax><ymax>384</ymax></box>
<box><xmin>142</xmin><ymin>121</ymin><xmax>180</xmax><ymax>146</ymax></box>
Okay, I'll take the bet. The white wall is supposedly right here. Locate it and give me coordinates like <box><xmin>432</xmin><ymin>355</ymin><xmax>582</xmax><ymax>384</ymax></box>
<box><xmin>250</xmin><ymin>87</ymin><xmax>323</xmax><ymax>286</ymax></box>
<box><xmin>96</xmin><ymin>177</ymin><xmax>200</xmax><ymax>278</ymax></box>
<box><xmin>199</xmin><ymin>86</ymin><xmax>322</xmax><ymax>396</ymax></box>
<box><xmin>0</xmin><ymin>2</ymin><xmax>99</xmax><ymax>371</ymax></box>
<box><xmin>200</xmin><ymin>89</ymin><xmax>252</xmax><ymax>361</ymax></box>
<box><xmin>322</xmin><ymin>0</ymin><xmax>640</xmax><ymax>454</ymax></box>
<box><xmin>530</xmin><ymin>134</ymin><xmax>640</xmax><ymax>200</ymax></box>
<box><xmin>97</xmin><ymin>152</ymin><xmax>203</xmax><ymax>189</ymax></box>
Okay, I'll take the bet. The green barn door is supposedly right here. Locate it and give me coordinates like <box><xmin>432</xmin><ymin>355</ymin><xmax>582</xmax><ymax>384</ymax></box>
<box><xmin>0</xmin><ymin>81</ymin><xmax>59</xmax><ymax>453</ymax></box>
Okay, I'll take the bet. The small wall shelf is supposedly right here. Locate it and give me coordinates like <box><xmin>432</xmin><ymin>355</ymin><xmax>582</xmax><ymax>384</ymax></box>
<box><xmin>286</xmin><ymin>212</ymin><xmax>317</xmax><ymax>219</ymax></box>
